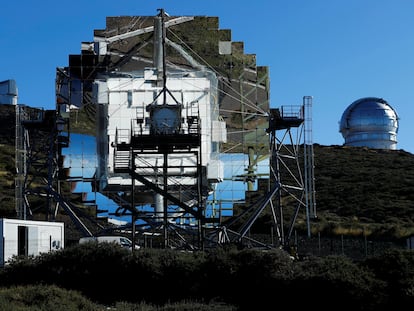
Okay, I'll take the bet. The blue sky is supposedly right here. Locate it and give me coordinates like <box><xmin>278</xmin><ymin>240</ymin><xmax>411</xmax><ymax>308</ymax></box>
<box><xmin>1</xmin><ymin>0</ymin><xmax>413</xmax><ymax>154</ymax></box>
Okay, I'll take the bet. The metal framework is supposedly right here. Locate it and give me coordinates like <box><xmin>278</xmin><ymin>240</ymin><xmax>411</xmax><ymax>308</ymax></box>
<box><xmin>211</xmin><ymin>96</ymin><xmax>316</xmax><ymax>250</ymax></box>
<box><xmin>105</xmin><ymin>10</ymin><xmax>218</xmax><ymax>250</ymax></box>
<box><xmin>15</xmin><ymin>105</ymin><xmax>63</xmax><ymax>220</ymax></box>
<box><xmin>112</xmin><ymin>116</ymin><xmax>205</xmax><ymax>249</ymax></box>
<box><xmin>14</xmin><ymin>102</ymin><xmax>99</xmax><ymax>237</ymax></box>
<box><xmin>268</xmin><ymin>96</ymin><xmax>316</xmax><ymax>248</ymax></box>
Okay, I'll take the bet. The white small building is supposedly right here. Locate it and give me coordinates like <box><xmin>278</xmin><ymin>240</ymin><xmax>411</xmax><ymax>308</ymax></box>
<box><xmin>0</xmin><ymin>218</ymin><xmax>64</xmax><ymax>266</ymax></box>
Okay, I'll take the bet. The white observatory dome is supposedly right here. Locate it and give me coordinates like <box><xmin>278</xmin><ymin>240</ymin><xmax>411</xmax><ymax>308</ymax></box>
<box><xmin>339</xmin><ymin>97</ymin><xmax>399</xmax><ymax>150</ymax></box>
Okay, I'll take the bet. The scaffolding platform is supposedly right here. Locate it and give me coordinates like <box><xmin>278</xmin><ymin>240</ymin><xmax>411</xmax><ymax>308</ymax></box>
<box><xmin>267</xmin><ymin>106</ymin><xmax>304</xmax><ymax>131</ymax></box>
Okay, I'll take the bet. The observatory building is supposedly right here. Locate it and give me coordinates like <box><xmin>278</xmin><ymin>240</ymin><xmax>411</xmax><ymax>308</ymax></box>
<box><xmin>0</xmin><ymin>80</ymin><xmax>18</xmax><ymax>105</ymax></box>
<box><xmin>339</xmin><ymin>97</ymin><xmax>399</xmax><ymax>150</ymax></box>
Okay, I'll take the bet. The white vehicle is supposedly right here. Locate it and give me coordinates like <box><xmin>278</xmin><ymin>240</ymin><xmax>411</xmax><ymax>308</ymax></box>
<box><xmin>79</xmin><ymin>235</ymin><xmax>140</xmax><ymax>250</ymax></box>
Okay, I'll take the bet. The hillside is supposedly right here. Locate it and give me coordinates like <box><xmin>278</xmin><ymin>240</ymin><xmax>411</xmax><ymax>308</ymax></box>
<box><xmin>313</xmin><ymin>144</ymin><xmax>414</xmax><ymax>238</ymax></box>
<box><xmin>226</xmin><ymin>143</ymin><xmax>414</xmax><ymax>244</ymax></box>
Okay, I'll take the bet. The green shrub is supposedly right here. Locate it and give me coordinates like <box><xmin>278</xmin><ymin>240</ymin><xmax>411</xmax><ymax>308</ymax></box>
<box><xmin>0</xmin><ymin>244</ymin><xmax>412</xmax><ymax>310</ymax></box>
<box><xmin>362</xmin><ymin>249</ymin><xmax>414</xmax><ymax>308</ymax></box>
<box><xmin>0</xmin><ymin>284</ymin><xmax>99</xmax><ymax>311</ymax></box>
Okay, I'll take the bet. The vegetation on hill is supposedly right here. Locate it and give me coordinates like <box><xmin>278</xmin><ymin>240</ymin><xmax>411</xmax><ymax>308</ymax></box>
<box><xmin>0</xmin><ymin>243</ymin><xmax>412</xmax><ymax>310</ymax></box>
<box><xmin>227</xmin><ymin>144</ymin><xmax>414</xmax><ymax>244</ymax></box>
<box><xmin>312</xmin><ymin>144</ymin><xmax>414</xmax><ymax>238</ymax></box>
<box><xmin>0</xmin><ymin>143</ymin><xmax>16</xmax><ymax>217</ymax></box>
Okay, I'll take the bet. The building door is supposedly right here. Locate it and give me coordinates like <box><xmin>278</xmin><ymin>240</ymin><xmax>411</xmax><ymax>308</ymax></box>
<box><xmin>17</xmin><ymin>226</ymin><xmax>28</xmax><ymax>256</ymax></box>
